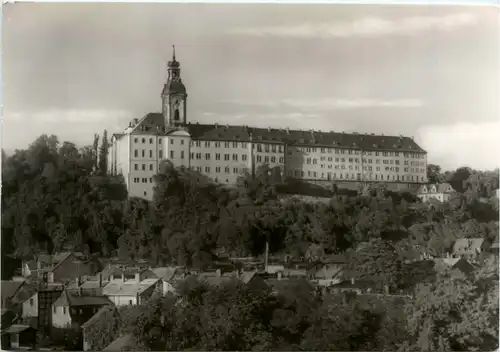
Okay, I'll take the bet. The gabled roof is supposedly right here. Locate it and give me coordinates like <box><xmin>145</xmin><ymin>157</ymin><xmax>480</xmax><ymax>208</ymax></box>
<box><xmin>418</xmin><ymin>183</ymin><xmax>455</xmax><ymax>195</ymax></box>
<box><xmin>453</xmin><ymin>238</ymin><xmax>486</xmax><ymax>253</ymax></box>
<box><xmin>55</xmin><ymin>290</ymin><xmax>112</xmax><ymax>307</ymax></box>
<box><xmin>151</xmin><ymin>267</ymin><xmax>177</xmax><ymax>281</ymax></box>
<box><xmin>1</xmin><ymin>324</ymin><xmax>33</xmax><ymax>335</ymax></box>
<box><xmin>102</xmin><ymin>333</ymin><xmax>133</xmax><ymax>351</ymax></box>
<box><xmin>81</xmin><ymin>305</ymin><xmax>117</xmax><ymax>330</ymax></box>
<box><xmin>1</xmin><ymin>280</ymin><xmax>25</xmax><ymax>303</ymax></box>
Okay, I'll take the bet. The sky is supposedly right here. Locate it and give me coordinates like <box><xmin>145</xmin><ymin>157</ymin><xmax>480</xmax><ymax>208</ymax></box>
<box><xmin>2</xmin><ymin>3</ymin><xmax>499</xmax><ymax>171</ymax></box>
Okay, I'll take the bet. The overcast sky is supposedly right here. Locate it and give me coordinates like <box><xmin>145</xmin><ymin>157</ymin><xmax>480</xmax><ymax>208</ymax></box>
<box><xmin>2</xmin><ymin>3</ymin><xmax>498</xmax><ymax>171</ymax></box>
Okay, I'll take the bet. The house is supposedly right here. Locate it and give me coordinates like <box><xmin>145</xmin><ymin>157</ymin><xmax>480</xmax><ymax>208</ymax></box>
<box><xmin>102</xmin><ymin>275</ymin><xmax>161</xmax><ymax>306</ymax></box>
<box><xmin>51</xmin><ymin>290</ymin><xmax>112</xmax><ymax>329</ymax></box>
<box><xmin>36</xmin><ymin>284</ymin><xmax>65</xmax><ymax>334</ymax></box>
<box><xmin>21</xmin><ymin>252</ymin><xmax>98</xmax><ymax>285</ymax></box>
<box><xmin>417</xmin><ymin>183</ymin><xmax>457</xmax><ymax>203</ymax></box>
<box><xmin>452</xmin><ymin>238</ymin><xmax>489</xmax><ymax>260</ymax></box>
<box><xmin>151</xmin><ymin>267</ymin><xmax>181</xmax><ymax>295</ymax></box>
<box><xmin>307</xmin><ymin>263</ymin><xmax>345</xmax><ymax>287</ymax></box>
<box><xmin>434</xmin><ymin>257</ymin><xmax>475</xmax><ymax>275</ymax></box>
<box><xmin>1</xmin><ymin>325</ymin><xmax>36</xmax><ymax>350</ymax></box>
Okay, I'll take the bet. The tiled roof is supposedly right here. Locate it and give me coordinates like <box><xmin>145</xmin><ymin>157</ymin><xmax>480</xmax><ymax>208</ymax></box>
<box><xmin>119</xmin><ymin>116</ymin><xmax>426</xmax><ymax>153</ymax></box>
<box><xmin>417</xmin><ymin>183</ymin><xmax>456</xmax><ymax>195</ymax></box>
<box><xmin>1</xmin><ymin>324</ymin><xmax>32</xmax><ymax>335</ymax></box>
<box><xmin>102</xmin><ymin>333</ymin><xmax>133</xmax><ymax>351</ymax></box>
<box><xmin>453</xmin><ymin>238</ymin><xmax>485</xmax><ymax>253</ymax></box>
<box><xmin>151</xmin><ymin>267</ymin><xmax>177</xmax><ymax>281</ymax></box>
<box><xmin>1</xmin><ymin>280</ymin><xmax>25</xmax><ymax>303</ymax></box>
<box><xmin>102</xmin><ymin>278</ymin><xmax>159</xmax><ymax>296</ymax></box>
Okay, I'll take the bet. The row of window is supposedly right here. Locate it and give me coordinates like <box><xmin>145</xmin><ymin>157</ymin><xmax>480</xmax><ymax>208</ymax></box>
<box><xmin>134</xmin><ymin>164</ymin><xmax>155</xmax><ymax>171</ymax></box>
<box><xmin>191</xmin><ymin>153</ymin><xmax>249</xmax><ymax>162</ymax></box>
<box><xmin>53</xmin><ymin>306</ymin><xmax>100</xmax><ymax>315</ymax></box>
<box><xmin>191</xmin><ymin>140</ymin><xmax>248</xmax><ymax>149</ymax></box>
<box><xmin>290</xmin><ymin>170</ymin><xmax>425</xmax><ymax>182</ymax></box>
<box><xmin>256</xmin><ymin>155</ymin><xmax>285</xmax><ymax>164</ymax></box>
<box><xmin>293</xmin><ymin>147</ymin><xmax>425</xmax><ymax>159</ymax></box>
<box><xmin>132</xmin><ymin>137</ymin><xmax>424</xmax><ymax>160</ymax></box>
<box><xmin>191</xmin><ymin>166</ymin><xmax>244</xmax><ymax>174</ymax></box>
<box><xmin>133</xmin><ymin>177</ymin><xmax>154</xmax><ymax>183</ymax></box>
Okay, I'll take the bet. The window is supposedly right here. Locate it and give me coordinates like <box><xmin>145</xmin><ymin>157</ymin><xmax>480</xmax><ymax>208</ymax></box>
<box><xmin>225</xmin><ymin>166</ymin><xmax>230</xmax><ymax>173</ymax></box>
<box><xmin>134</xmin><ymin>138</ymin><xmax>138</xmax><ymax>143</ymax></box>
<box><xmin>149</xmin><ymin>138</ymin><xmax>153</xmax><ymax>144</ymax></box>
<box><xmin>142</xmin><ymin>164</ymin><xmax>146</xmax><ymax>170</ymax></box>
<box><xmin>216</xmin><ymin>167</ymin><xmax>221</xmax><ymax>173</ymax></box>
<box><xmin>233</xmin><ymin>142</ymin><xmax>238</xmax><ymax>148</ymax></box>
<box><xmin>181</xmin><ymin>151</ymin><xmax>184</xmax><ymax>159</ymax></box>
<box><xmin>159</xmin><ymin>150</ymin><xmax>163</xmax><ymax>158</ymax></box>
<box><xmin>149</xmin><ymin>164</ymin><xmax>153</xmax><ymax>171</ymax></box>
<box><xmin>159</xmin><ymin>138</ymin><xmax>162</xmax><ymax>144</ymax></box>
<box><xmin>271</xmin><ymin>145</ymin><xmax>276</xmax><ymax>153</ymax></box>
<box><xmin>215</xmin><ymin>142</ymin><xmax>220</xmax><ymax>148</ymax></box>
<box><xmin>215</xmin><ymin>153</ymin><xmax>221</xmax><ymax>160</ymax></box>
<box><xmin>149</xmin><ymin>150</ymin><xmax>153</xmax><ymax>158</ymax></box>
<box><xmin>205</xmin><ymin>153</ymin><xmax>211</xmax><ymax>160</ymax></box>
<box><xmin>170</xmin><ymin>139</ymin><xmax>174</xmax><ymax>145</ymax></box>
<box><xmin>225</xmin><ymin>142</ymin><xmax>230</xmax><ymax>148</ymax></box>
<box><xmin>142</xmin><ymin>150</ymin><xmax>145</xmax><ymax>158</ymax></box>
<box><xmin>232</xmin><ymin>154</ymin><xmax>238</xmax><ymax>161</ymax></box>
<box><xmin>129</xmin><ymin>300</ymin><xmax>133</xmax><ymax>305</ymax></box>
<box><xmin>242</xmin><ymin>143</ymin><xmax>247</xmax><ymax>148</ymax></box>
<box><xmin>205</xmin><ymin>166</ymin><xmax>210</xmax><ymax>173</ymax></box>
<box><xmin>265</xmin><ymin>145</ymin><xmax>270</xmax><ymax>152</ymax></box>
<box><xmin>134</xmin><ymin>150</ymin><xmax>138</xmax><ymax>157</ymax></box>
<box><xmin>144</xmin><ymin>191</ymin><xmax>147</xmax><ymax>196</ymax></box>
<box><xmin>313</xmin><ymin>159</ymin><xmax>317</xmax><ymax>165</ymax></box>
<box><xmin>181</xmin><ymin>140</ymin><xmax>184</xmax><ymax>145</ymax></box>
<box><xmin>170</xmin><ymin>151</ymin><xmax>174</xmax><ymax>158</ymax></box>
<box><xmin>142</xmin><ymin>138</ymin><xmax>146</xmax><ymax>143</ymax></box>
<box><xmin>257</xmin><ymin>155</ymin><xmax>262</xmax><ymax>162</ymax></box>
<box><xmin>271</xmin><ymin>156</ymin><xmax>276</xmax><ymax>163</ymax></box>
<box><xmin>150</xmin><ymin>178</ymin><xmax>153</xmax><ymax>183</ymax></box>
<box><xmin>30</xmin><ymin>298</ymin><xmax>34</xmax><ymax>306</ymax></box>
<box><xmin>242</xmin><ymin>155</ymin><xmax>247</xmax><ymax>161</ymax></box>
<box><xmin>63</xmin><ymin>307</ymin><xmax>67</xmax><ymax>314</ymax></box>
<box><xmin>279</xmin><ymin>157</ymin><xmax>284</xmax><ymax>163</ymax></box>
<box><xmin>233</xmin><ymin>167</ymin><xmax>238</xmax><ymax>173</ymax></box>
<box><xmin>224</xmin><ymin>154</ymin><xmax>230</xmax><ymax>161</ymax></box>
<box><xmin>264</xmin><ymin>156</ymin><xmax>269</xmax><ymax>163</ymax></box>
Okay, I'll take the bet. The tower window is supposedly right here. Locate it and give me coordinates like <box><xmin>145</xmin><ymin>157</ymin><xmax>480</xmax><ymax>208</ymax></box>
<box><xmin>149</xmin><ymin>138</ymin><xmax>153</xmax><ymax>144</ymax></box>
<box><xmin>174</xmin><ymin>109</ymin><xmax>180</xmax><ymax>121</ymax></box>
<box><xmin>142</xmin><ymin>138</ymin><xmax>146</xmax><ymax>143</ymax></box>
<box><xmin>170</xmin><ymin>151</ymin><xmax>174</xmax><ymax>159</ymax></box>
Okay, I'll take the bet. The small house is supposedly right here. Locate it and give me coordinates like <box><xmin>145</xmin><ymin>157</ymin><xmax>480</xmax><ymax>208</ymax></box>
<box><xmin>1</xmin><ymin>325</ymin><xmax>36</xmax><ymax>350</ymax></box>
<box><xmin>417</xmin><ymin>183</ymin><xmax>457</xmax><ymax>203</ymax></box>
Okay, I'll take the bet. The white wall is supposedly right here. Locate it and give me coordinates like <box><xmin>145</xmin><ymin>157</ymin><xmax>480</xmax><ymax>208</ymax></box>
<box><xmin>107</xmin><ymin>295</ymin><xmax>137</xmax><ymax>306</ymax></box>
<box><xmin>22</xmin><ymin>293</ymin><xmax>38</xmax><ymax>319</ymax></box>
<box><xmin>52</xmin><ymin>305</ymin><xmax>72</xmax><ymax>328</ymax></box>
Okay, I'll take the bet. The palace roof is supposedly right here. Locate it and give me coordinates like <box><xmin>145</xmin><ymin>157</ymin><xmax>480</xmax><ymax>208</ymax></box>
<box><xmin>117</xmin><ymin>112</ymin><xmax>426</xmax><ymax>153</ymax></box>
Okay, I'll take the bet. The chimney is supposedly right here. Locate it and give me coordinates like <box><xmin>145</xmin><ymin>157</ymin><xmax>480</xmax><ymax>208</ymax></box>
<box><xmin>135</xmin><ymin>273</ymin><xmax>140</xmax><ymax>282</ymax></box>
<box><xmin>215</xmin><ymin>269</ymin><xmax>221</xmax><ymax>277</ymax></box>
<box><xmin>98</xmin><ymin>273</ymin><xmax>103</xmax><ymax>288</ymax></box>
<box><xmin>264</xmin><ymin>241</ymin><xmax>269</xmax><ymax>273</ymax></box>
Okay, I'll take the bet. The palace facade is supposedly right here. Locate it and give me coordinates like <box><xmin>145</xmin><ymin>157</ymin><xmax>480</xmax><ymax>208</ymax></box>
<box><xmin>108</xmin><ymin>48</ymin><xmax>428</xmax><ymax>200</ymax></box>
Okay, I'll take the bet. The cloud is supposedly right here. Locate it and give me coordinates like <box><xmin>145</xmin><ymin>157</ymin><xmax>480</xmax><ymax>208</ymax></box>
<box><xmin>230</xmin><ymin>13</ymin><xmax>477</xmax><ymax>38</ymax></box>
<box><xmin>7</xmin><ymin>109</ymin><xmax>132</xmax><ymax>124</ymax></box>
<box><xmin>3</xmin><ymin>109</ymin><xmax>135</xmax><ymax>149</ymax></box>
<box><xmin>223</xmin><ymin>98</ymin><xmax>424</xmax><ymax>110</ymax></box>
<box><xmin>418</xmin><ymin>121</ymin><xmax>500</xmax><ymax>171</ymax></box>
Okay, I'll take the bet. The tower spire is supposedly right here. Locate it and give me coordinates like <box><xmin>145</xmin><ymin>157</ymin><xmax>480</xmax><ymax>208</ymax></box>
<box><xmin>172</xmin><ymin>45</ymin><xmax>176</xmax><ymax>60</ymax></box>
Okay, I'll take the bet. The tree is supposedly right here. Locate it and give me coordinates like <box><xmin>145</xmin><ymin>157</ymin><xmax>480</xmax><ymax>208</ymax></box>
<box><xmin>427</xmin><ymin>164</ymin><xmax>444</xmax><ymax>184</ymax></box>
<box><xmin>98</xmin><ymin>129</ymin><xmax>109</xmax><ymax>176</ymax></box>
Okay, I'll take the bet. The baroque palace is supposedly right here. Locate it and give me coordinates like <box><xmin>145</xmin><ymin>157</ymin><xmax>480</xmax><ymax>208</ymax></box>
<box><xmin>108</xmin><ymin>48</ymin><xmax>428</xmax><ymax>200</ymax></box>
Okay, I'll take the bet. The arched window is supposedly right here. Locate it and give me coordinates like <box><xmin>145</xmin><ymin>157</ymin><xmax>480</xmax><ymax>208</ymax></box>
<box><xmin>174</xmin><ymin>109</ymin><xmax>180</xmax><ymax>121</ymax></box>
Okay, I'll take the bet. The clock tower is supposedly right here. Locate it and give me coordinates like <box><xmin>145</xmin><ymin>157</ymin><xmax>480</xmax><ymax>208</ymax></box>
<box><xmin>161</xmin><ymin>45</ymin><xmax>187</xmax><ymax>127</ymax></box>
